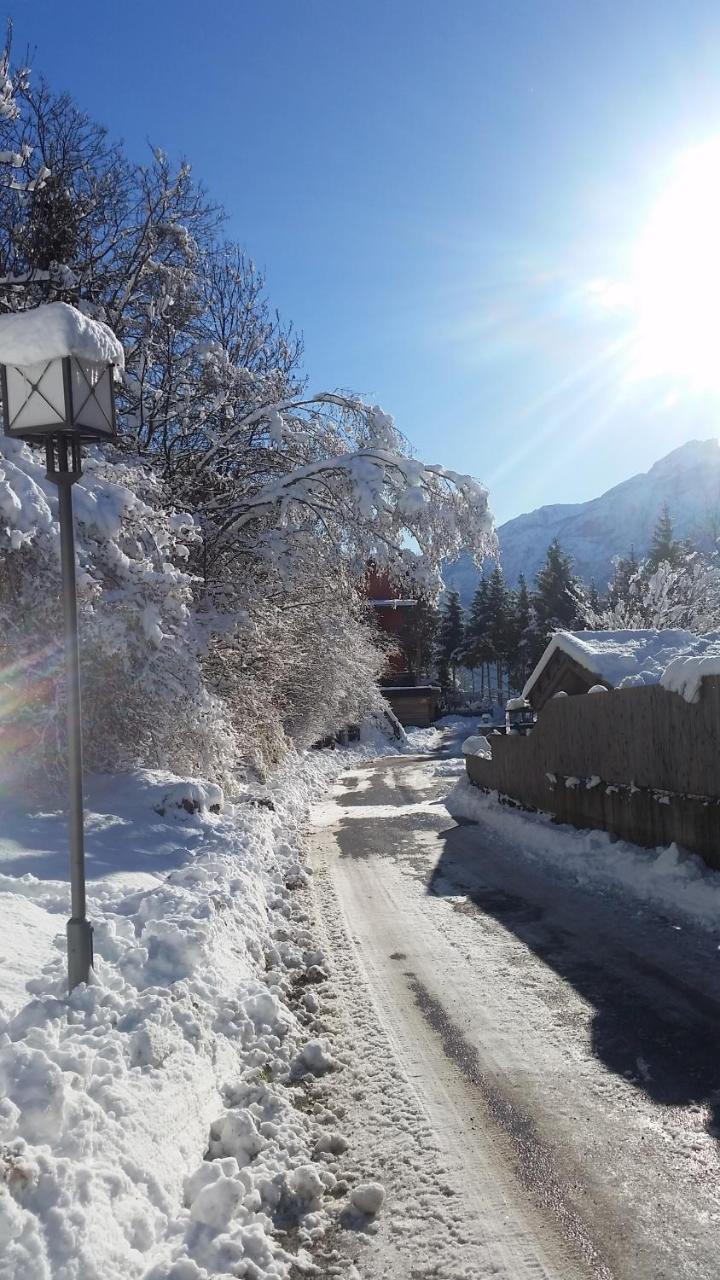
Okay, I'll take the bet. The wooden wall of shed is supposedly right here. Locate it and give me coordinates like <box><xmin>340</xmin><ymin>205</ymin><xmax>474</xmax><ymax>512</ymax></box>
<box><xmin>496</xmin><ymin>678</ymin><xmax>720</xmax><ymax>797</ymax></box>
<box><xmin>385</xmin><ymin>690</ymin><xmax>440</xmax><ymax>727</ymax></box>
<box><xmin>464</xmin><ymin>676</ymin><xmax>720</xmax><ymax>867</ymax></box>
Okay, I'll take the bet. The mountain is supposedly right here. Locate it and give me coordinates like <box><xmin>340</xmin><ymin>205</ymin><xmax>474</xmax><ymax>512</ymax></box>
<box><xmin>445</xmin><ymin>438</ymin><xmax>720</xmax><ymax>602</ymax></box>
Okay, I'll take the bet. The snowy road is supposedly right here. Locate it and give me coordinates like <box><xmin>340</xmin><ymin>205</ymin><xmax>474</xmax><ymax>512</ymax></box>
<box><xmin>310</xmin><ymin>747</ymin><xmax>720</xmax><ymax>1280</ymax></box>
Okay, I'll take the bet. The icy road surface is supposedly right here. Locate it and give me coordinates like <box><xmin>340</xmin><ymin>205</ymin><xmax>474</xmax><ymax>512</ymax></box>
<box><xmin>309</xmin><ymin>746</ymin><xmax>720</xmax><ymax>1280</ymax></box>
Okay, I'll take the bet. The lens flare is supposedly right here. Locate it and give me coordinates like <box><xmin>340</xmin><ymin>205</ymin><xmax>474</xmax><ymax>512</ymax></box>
<box><xmin>0</xmin><ymin>639</ymin><xmax>64</xmax><ymax>787</ymax></box>
<box><xmin>631</xmin><ymin>138</ymin><xmax>720</xmax><ymax>391</ymax></box>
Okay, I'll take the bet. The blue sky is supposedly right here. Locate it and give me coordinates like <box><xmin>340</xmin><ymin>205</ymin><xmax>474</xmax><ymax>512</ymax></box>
<box><xmin>10</xmin><ymin>0</ymin><xmax>720</xmax><ymax>523</ymax></box>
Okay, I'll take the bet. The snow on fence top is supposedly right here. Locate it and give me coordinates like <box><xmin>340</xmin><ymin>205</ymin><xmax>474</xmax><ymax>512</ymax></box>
<box><xmin>0</xmin><ymin>302</ymin><xmax>124</xmax><ymax>368</ymax></box>
<box><xmin>660</xmin><ymin>641</ymin><xmax>720</xmax><ymax>703</ymax></box>
<box><xmin>523</xmin><ymin>628</ymin><xmax>720</xmax><ymax>702</ymax></box>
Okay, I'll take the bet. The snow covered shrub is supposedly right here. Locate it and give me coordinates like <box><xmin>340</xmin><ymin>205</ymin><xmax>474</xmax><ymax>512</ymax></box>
<box><xmin>277</xmin><ymin>587</ymin><xmax>391</xmax><ymax>751</ymax></box>
<box><xmin>580</xmin><ymin>553</ymin><xmax>720</xmax><ymax>634</ymax></box>
<box><xmin>202</xmin><ymin>562</ymin><xmax>392</xmax><ymax>776</ymax></box>
<box><xmin>0</xmin><ymin>436</ymin><xmax>237</xmax><ymax>789</ymax></box>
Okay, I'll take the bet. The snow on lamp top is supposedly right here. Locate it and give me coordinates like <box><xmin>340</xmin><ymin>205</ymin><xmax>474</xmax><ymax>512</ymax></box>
<box><xmin>0</xmin><ymin>303</ymin><xmax>124</xmax><ymax>367</ymax></box>
<box><xmin>0</xmin><ymin>303</ymin><xmax>124</xmax><ymax>443</ymax></box>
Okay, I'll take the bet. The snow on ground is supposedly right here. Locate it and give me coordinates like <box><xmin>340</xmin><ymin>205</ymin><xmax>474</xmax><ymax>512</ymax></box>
<box><xmin>310</xmin><ymin>750</ymin><xmax>720</xmax><ymax>1279</ymax></box>
<box><xmin>6</xmin><ymin>705</ymin><xmax>714</xmax><ymax>1280</ymax></box>
<box><xmin>402</xmin><ymin>715</ymin><xmax>473</xmax><ymax>756</ymax></box>
<box><xmin>447</xmin><ymin>772</ymin><xmax>720</xmax><ymax>929</ymax></box>
<box><xmin>0</xmin><ymin>736</ymin><xmax>397</xmax><ymax>1280</ymax></box>
<box><xmin>402</xmin><ymin>724</ymin><xmax>444</xmax><ymax>753</ymax></box>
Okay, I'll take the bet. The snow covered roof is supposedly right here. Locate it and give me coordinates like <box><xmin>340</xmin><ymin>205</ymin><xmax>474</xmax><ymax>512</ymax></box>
<box><xmin>0</xmin><ymin>302</ymin><xmax>124</xmax><ymax>368</ymax></box>
<box><xmin>523</xmin><ymin>628</ymin><xmax>720</xmax><ymax>699</ymax></box>
<box><xmin>661</xmin><ymin>641</ymin><xmax>720</xmax><ymax>703</ymax></box>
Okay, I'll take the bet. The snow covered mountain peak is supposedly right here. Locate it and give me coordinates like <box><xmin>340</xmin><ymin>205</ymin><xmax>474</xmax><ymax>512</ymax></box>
<box><xmin>645</xmin><ymin>437</ymin><xmax>719</xmax><ymax>475</ymax></box>
<box><xmin>445</xmin><ymin>437</ymin><xmax>720</xmax><ymax>599</ymax></box>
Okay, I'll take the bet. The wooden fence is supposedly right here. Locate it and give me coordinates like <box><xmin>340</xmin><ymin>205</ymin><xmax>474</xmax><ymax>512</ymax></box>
<box><xmin>465</xmin><ymin>677</ymin><xmax>720</xmax><ymax>867</ymax></box>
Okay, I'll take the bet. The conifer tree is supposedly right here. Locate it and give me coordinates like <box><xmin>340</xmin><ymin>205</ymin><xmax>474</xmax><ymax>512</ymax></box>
<box><xmin>486</xmin><ymin>565</ymin><xmax>509</xmax><ymax>698</ymax></box>
<box><xmin>437</xmin><ymin>590</ymin><xmax>465</xmax><ymax>691</ymax></box>
<box><xmin>530</xmin><ymin>539</ymin><xmax>582</xmax><ymax>665</ymax></box>
<box><xmin>462</xmin><ymin>575</ymin><xmax>494</xmax><ymax>698</ymax></box>
<box><xmin>647</xmin><ymin>504</ymin><xmax>681</xmax><ymax>570</ymax></box>
<box><xmin>507</xmin><ymin>573</ymin><xmax>532</xmax><ymax>691</ymax></box>
<box><xmin>607</xmin><ymin>546</ymin><xmax>638</xmax><ymax>609</ymax></box>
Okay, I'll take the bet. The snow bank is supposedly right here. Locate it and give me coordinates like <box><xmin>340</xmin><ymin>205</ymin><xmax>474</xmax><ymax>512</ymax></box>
<box><xmin>446</xmin><ymin>776</ymin><xmax>720</xmax><ymax>929</ymax></box>
<box><xmin>660</xmin><ymin>641</ymin><xmax>720</xmax><ymax>703</ymax></box>
<box><xmin>0</xmin><ymin>302</ymin><xmax>124</xmax><ymax>368</ymax></box>
<box><xmin>0</xmin><ymin>740</ymin><xmax>394</xmax><ymax>1279</ymax></box>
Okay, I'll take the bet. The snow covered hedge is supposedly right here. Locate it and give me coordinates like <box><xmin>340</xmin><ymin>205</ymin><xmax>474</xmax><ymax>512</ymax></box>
<box><xmin>0</xmin><ymin>435</ymin><xmax>240</xmax><ymax>787</ymax></box>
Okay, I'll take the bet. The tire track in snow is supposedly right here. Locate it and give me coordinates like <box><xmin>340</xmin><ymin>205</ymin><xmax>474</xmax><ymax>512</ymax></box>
<box><xmin>306</xmin><ymin>763</ymin><xmax>596</xmax><ymax>1280</ymax></box>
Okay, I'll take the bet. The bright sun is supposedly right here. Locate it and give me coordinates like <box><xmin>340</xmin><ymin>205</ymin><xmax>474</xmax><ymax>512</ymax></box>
<box><xmin>631</xmin><ymin>139</ymin><xmax>720</xmax><ymax>391</ymax></box>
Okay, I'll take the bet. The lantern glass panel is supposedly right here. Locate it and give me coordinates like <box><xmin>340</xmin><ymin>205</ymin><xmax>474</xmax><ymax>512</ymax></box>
<box><xmin>6</xmin><ymin>360</ymin><xmax>66</xmax><ymax>434</ymax></box>
<box><xmin>70</xmin><ymin>359</ymin><xmax>115</xmax><ymax>437</ymax></box>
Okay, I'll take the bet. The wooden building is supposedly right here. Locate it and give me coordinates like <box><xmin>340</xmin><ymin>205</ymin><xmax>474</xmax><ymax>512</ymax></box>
<box><xmin>523</xmin><ymin>628</ymin><xmax>700</xmax><ymax>712</ymax></box>
<box><xmin>366</xmin><ymin>569</ymin><xmax>440</xmax><ymax>725</ymax></box>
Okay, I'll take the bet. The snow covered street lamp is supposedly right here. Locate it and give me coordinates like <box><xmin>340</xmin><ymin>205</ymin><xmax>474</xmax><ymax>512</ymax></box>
<box><xmin>0</xmin><ymin>303</ymin><xmax>123</xmax><ymax>990</ymax></box>
<box><xmin>505</xmin><ymin>697</ymin><xmax>536</xmax><ymax>736</ymax></box>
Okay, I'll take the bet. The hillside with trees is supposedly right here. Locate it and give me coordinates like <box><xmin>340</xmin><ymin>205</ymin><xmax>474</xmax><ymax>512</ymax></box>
<box><xmin>444</xmin><ymin>438</ymin><xmax>720</xmax><ymax>601</ymax></box>
<box><xmin>435</xmin><ymin>504</ymin><xmax>720</xmax><ymax>704</ymax></box>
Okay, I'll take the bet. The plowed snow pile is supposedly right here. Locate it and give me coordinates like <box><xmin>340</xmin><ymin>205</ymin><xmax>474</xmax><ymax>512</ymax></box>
<box><xmin>0</xmin><ymin>742</ymin><xmax>391</xmax><ymax>1279</ymax></box>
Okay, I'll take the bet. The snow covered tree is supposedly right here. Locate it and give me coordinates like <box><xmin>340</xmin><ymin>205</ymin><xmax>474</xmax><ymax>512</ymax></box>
<box><xmin>581</xmin><ymin>550</ymin><xmax>720</xmax><ymax>634</ymax></box>
<box><xmin>0</xmin><ymin>43</ymin><xmax>497</xmax><ymax>781</ymax></box>
<box><xmin>607</xmin><ymin>546</ymin><xmax>638</xmax><ymax>610</ymax></box>
<box><xmin>0</xmin><ymin>433</ymin><xmax>238</xmax><ymax>787</ymax></box>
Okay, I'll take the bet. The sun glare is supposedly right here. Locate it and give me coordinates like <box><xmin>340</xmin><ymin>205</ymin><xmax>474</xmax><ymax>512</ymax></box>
<box><xmin>632</xmin><ymin>139</ymin><xmax>720</xmax><ymax>391</ymax></box>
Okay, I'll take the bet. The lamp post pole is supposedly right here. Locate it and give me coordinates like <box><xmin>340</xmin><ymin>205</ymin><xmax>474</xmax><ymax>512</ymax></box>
<box><xmin>46</xmin><ymin>434</ymin><xmax>93</xmax><ymax>990</ymax></box>
<box><xmin>0</xmin><ymin>305</ymin><xmax>123</xmax><ymax>990</ymax></box>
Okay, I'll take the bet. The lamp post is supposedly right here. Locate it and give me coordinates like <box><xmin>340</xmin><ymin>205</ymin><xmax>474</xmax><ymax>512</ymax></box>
<box><xmin>505</xmin><ymin>697</ymin><xmax>536</xmax><ymax>736</ymax></box>
<box><xmin>0</xmin><ymin>307</ymin><xmax>120</xmax><ymax>990</ymax></box>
